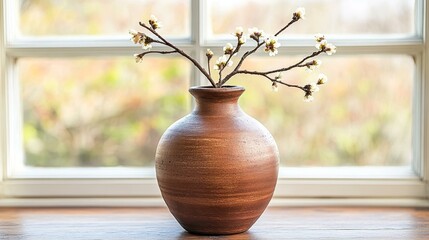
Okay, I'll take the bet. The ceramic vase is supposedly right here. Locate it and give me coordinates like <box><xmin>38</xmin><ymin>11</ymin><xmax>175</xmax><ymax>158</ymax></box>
<box><xmin>155</xmin><ymin>86</ymin><xmax>279</xmax><ymax>235</ymax></box>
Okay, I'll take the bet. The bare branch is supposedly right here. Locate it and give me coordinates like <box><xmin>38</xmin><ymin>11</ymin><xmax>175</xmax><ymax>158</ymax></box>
<box><xmin>139</xmin><ymin>22</ymin><xmax>216</xmax><ymax>87</ymax></box>
<box><xmin>151</xmin><ymin>39</ymin><xmax>168</xmax><ymax>45</ymax></box>
<box><xmin>218</xmin><ymin>38</ymin><xmax>242</xmax><ymax>85</ymax></box>
<box><xmin>220</xmin><ymin>18</ymin><xmax>299</xmax><ymax>86</ymax></box>
<box><xmin>259</xmin><ymin>50</ymin><xmax>324</xmax><ymax>75</ymax></box>
<box><xmin>272</xmin><ymin>79</ymin><xmax>306</xmax><ymax>92</ymax></box>
<box><xmin>236</xmin><ymin>70</ymin><xmax>306</xmax><ymax>92</ymax></box>
<box><xmin>273</xmin><ymin>18</ymin><xmax>298</xmax><ymax>37</ymax></box>
<box><xmin>137</xmin><ymin>50</ymin><xmax>177</xmax><ymax>58</ymax></box>
<box><xmin>207</xmin><ymin>57</ymin><xmax>212</xmax><ymax>80</ymax></box>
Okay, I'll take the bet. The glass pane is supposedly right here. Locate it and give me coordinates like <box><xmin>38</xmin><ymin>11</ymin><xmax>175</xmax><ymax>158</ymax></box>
<box><xmin>19</xmin><ymin>57</ymin><xmax>191</xmax><ymax>167</ymax></box>
<box><xmin>207</xmin><ymin>0</ymin><xmax>415</xmax><ymax>37</ymax></box>
<box><xmin>226</xmin><ymin>55</ymin><xmax>413</xmax><ymax>166</ymax></box>
<box><xmin>19</xmin><ymin>0</ymin><xmax>190</xmax><ymax>37</ymax></box>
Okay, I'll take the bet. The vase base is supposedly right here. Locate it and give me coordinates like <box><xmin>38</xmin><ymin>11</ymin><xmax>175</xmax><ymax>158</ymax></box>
<box><xmin>185</xmin><ymin>228</ymin><xmax>249</xmax><ymax>236</ymax></box>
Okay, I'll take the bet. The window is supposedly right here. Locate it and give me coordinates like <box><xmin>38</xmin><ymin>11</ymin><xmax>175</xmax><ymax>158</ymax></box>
<box><xmin>0</xmin><ymin>0</ymin><xmax>427</xmax><ymax>204</ymax></box>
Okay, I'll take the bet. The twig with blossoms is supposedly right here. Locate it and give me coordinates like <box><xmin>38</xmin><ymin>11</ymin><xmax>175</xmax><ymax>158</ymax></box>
<box><xmin>133</xmin><ymin>15</ymin><xmax>217</xmax><ymax>87</ymax></box>
<box><xmin>129</xmin><ymin>8</ymin><xmax>336</xmax><ymax>101</ymax></box>
<box><xmin>223</xmin><ymin>10</ymin><xmax>303</xmax><ymax>84</ymax></box>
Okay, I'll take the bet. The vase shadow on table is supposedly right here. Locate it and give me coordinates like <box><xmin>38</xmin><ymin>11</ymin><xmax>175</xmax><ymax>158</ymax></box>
<box><xmin>178</xmin><ymin>231</ymin><xmax>258</xmax><ymax>240</ymax></box>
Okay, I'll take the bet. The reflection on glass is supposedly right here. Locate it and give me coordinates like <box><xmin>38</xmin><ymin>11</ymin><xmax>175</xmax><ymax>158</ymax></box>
<box><xmin>208</xmin><ymin>0</ymin><xmax>415</xmax><ymax>37</ymax></box>
<box><xmin>19</xmin><ymin>57</ymin><xmax>190</xmax><ymax>167</ymax></box>
<box><xmin>19</xmin><ymin>0</ymin><xmax>190</xmax><ymax>37</ymax></box>
<box><xmin>227</xmin><ymin>55</ymin><xmax>413</xmax><ymax>166</ymax></box>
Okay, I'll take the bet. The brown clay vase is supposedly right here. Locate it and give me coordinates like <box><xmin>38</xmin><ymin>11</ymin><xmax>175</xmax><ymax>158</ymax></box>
<box><xmin>155</xmin><ymin>86</ymin><xmax>279</xmax><ymax>235</ymax></box>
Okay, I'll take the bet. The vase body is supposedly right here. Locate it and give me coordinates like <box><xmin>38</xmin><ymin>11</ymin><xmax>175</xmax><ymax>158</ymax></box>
<box><xmin>155</xmin><ymin>86</ymin><xmax>279</xmax><ymax>235</ymax></box>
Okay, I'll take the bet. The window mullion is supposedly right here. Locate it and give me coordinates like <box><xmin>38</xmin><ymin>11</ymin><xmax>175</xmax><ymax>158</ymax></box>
<box><xmin>5</xmin><ymin>43</ymin><xmax>423</xmax><ymax>58</ymax></box>
<box><xmin>416</xmin><ymin>0</ymin><xmax>425</xmax><ymax>38</ymax></box>
<box><xmin>3</xmin><ymin>0</ymin><xmax>18</xmax><ymax>43</ymax></box>
<box><xmin>5</xmin><ymin>43</ymin><xmax>194</xmax><ymax>58</ymax></box>
<box><xmin>424</xmin><ymin>0</ymin><xmax>429</xmax><ymax>197</ymax></box>
<box><xmin>194</xmin><ymin>45</ymin><xmax>424</xmax><ymax>56</ymax></box>
<box><xmin>413</xmin><ymin>52</ymin><xmax>424</xmax><ymax>178</ymax></box>
<box><xmin>5</xmin><ymin>57</ymin><xmax>24</xmax><ymax>180</ymax></box>
<box><xmin>190</xmin><ymin>0</ymin><xmax>202</xmax><ymax>86</ymax></box>
<box><xmin>0</xmin><ymin>0</ymin><xmax>5</xmax><ymax>194</ymax></box>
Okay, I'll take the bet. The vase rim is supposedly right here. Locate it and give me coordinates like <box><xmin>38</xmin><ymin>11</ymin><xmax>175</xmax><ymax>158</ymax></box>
<box><xmin>189</xmin><ymin>85</ymin><xmax>245</xmax><ymax>92</ymax></box>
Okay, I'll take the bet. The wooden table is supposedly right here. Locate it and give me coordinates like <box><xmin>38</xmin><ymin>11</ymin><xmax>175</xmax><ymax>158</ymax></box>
<box><xmin>0</xmin><ymin>207</ymin><xmax>428</xmax><ymax>239</ymax></box>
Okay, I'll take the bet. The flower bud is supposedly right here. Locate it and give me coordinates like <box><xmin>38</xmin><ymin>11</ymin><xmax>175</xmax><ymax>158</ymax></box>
<box><xmin>142</xmin><ymin>36</ymin><xmax>153</xmax><ymax>50</ymax></box>
<box><xmin>249</xmin><ymin>27</ymin><xmax>265</xmax><ymax>42</ymax></box>
<box><xmin>235</xmin><ymin>27</ymin><xmax>244</xmax><ymax>38</ymax></box>
<box><xmin>315</xmin><ymin>40</ymin><xmax>328</xmax><ymax>51</ymax></box>
<box><xmin>134</xmin><ymin>54</ymin><xmax>143</xmax><ymax>63</ymax></box>
<box><xmin>304</xmin><ymin>92</ymin><xmax>314</xmax><ymax>102</ymax></box>
<box><xmin>272</xmin><ymin>82</ymin><xmax>279</xmax><ymax>92</ymax></box>
<box><xmin>326</xmin><ymin>43</ymin><xmax>337</xmax><ymax>55</ymax></box>
<box><xmin>148</xmin><ymin>15</ymin><xmax>162</xmax><ymax>30</ymax></box>
<box><xmin>315</xmin><ymin>33</ymin><xmax>325</xmax><ymax>43</ymax></box>
<box><xmin>206</xmin><ymin>49</ymin><xmax>214</xmax><ymax>58</ymax></box>
<box><xmin>317</xmin><ymin>74</ymin><xmax>328</xmax><ymax>85</ymax></box>
<box><xmin>129</xmin><ymin>29</ymin><xmax>145</xmax><ymax>44</ymax></box>
<box><xmin>293</xmin><ymin>7</ymin><xmax>306</xmax><ymax>20</ymax></box>
<box><xmin>238</xmin><ymin>36</ymin><xmax>246</xmax><ymax>45</ymax></box>
<box><xmin>223</xmin><ymin>43</ymin><xmax>234</xmax><ymax>55</ymax></box>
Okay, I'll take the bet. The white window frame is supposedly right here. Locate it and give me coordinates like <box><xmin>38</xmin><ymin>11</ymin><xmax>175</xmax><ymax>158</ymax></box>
<box><xmin>0</xmin><ymin>0</ymin><xmax>428</xmax><ymax>206</ymax></box>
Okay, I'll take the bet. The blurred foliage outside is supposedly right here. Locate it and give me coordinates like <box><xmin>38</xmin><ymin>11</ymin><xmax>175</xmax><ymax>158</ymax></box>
<box><xmin>231</xmin><ymin>55</ymin><xmax>413</xmax><ymax>166</ymax></box>
<box><xmin>208</xmin><ymin>0</ymin><xmax>414</xmax><ymax>36</ymax></box>
<box><xmin>20</xmin><ymin>58</ymin><xmax>190</xmax><ymax>167</ymax></box>
<box><xmin>18</xmin><ymin>0</ymin><xmax>413</xmax><ymax>167</ymax></box>
<box><xmin>19</xmin><ymin>0</ymin><xmax>190</xmax><ymax>37</ymax></box>
<box><xmin>21</xmin><ymin>55</ymin><xmax>413</xmax><ymax>167</ymax></box>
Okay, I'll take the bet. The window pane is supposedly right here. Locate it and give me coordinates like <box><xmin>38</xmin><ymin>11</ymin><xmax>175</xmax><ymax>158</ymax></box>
<box><xmin>207</xmin><ymin>0</ymin><xmax>415</xmax><ymax>37</ymax></box>
<box><xmin>227</xmin><ymin>55</ymin><xmax>413</xmax><ymax>166</ymax></box>
<box><xmin>19</xmin><ymin>57</ymin><xmax>190</xmax><ymax>167</ymax></box>
<box><xmin>19</xmin><ymin>0</ymin><xmax>190</xmax><ymax>37</ymax></box>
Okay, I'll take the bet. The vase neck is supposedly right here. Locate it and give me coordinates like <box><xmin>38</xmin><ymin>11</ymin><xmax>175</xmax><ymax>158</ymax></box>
<box><xmin>189</xmin><ymin>86</ymin><xmax>245</xmax><ymax>116</ymax></box>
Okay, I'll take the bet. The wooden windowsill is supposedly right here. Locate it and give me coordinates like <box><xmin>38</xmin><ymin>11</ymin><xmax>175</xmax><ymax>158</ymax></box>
<box><xmin>0</xmin><ymin>207</ymin><xmax>428</xmax><ymax>239</ymax></box>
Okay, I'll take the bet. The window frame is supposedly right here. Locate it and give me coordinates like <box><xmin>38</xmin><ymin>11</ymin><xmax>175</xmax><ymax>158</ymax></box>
<box><xmin>0</xmin><ymin>0</ymin><xmax>428</xmax><ymax>205</ymax></box>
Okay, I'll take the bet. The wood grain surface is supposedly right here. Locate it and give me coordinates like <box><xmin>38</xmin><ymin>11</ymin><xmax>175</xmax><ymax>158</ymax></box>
<box><xmin>0</xmin><ymin>207</ymin><xmax>428</xmax><ymax>240</ymax></box>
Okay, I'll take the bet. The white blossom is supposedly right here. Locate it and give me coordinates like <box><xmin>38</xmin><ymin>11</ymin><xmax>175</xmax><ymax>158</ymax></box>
<box><xmin>223</xmin><ymin>43</ymin><xmax>234</xmax><ymax>55</ymax></box>
<box><xmin>142</xmin><ymin>41</ymin><xmax>152</xmax><ymax>50</ymax></box>
<box><xmin>148</xmin><ymin>15</ymin><xmax>162</xmax><ymax>29</ymax></box>
<box><xmin>294</xmin><ymin>7</ymin><xmax>306</xmax><ymax>20</ymax></box>
<box><xmin>325</xmin><ymin>43</ymin><xmax>337</xmax><ymax>55</ymax></box>
<box><xmin>129</xmin><ymin>29</ymin><xmax>144</xmax><ymax>44</ymax></box>
<box><xmin>206</xmin><ymin>49</ymin><xmax>214</xmax><ymax>58</ymax></box>
<box><xmin>272</xmin><ymin>82</ymin><xmax>279</xmax><ymax>92</ymax></box>
<box><xmin>214</xmin><ymin>55</ymin><xmax>233</xmax><ymax>70</ymax></box>
<box><xmin>306</xmin><ymin>59</ymin><xmax>321</xmax><ymax>71</ymax></box>
<box><xmin>317</xmin><ymin>73</ymin><xmax>328</xmax><ymax>85</ymax></box>
<box><xmin>315</xmin><ymin>40</ymin><xmax>336</xmax><ymax>55</ymax></box>
<box><xmin>235</xmin><ymin>26</ymin><xmax>244</xmax><ymax>37</ymax></box>
<box><xmin>303</xmin><ymin>83</ymin><xmax>319</xmax><ymax>102</ymax></box>
<box><xmin>310</xmin><ymin>83</ymin><xmax>320</xmax><ymax>92</ymax></box>
<box><xmin>134</xmin><ymin>54</ymin><xmax>143</xmax><ymax>63</ymax></box>
<box><xmin>315</xmin><ymin>40</ymin><xmax>328</xmax><ymax>51</ymax></box>
<box><xmin>315</xmin><ymin>33</ymin><xmax>325</xmax><ymax>43</ymax></box>
<box><xmin>238</xmin><ymin>36</ymin><xmax>247</xmax><ymax>45</ymax></box>
<box><xmin>264</xmin><ymin>36</ymin><xmax>281</xmax><ymax>56</ymax></box>
<box><xmin>248</xmin><ymin>27</ymin><xmax>265</xmax><ymax>41</ymax></box>
<box><xmin>304</xmin><ymin>93</ymin><xmax>314</xmax><ymax>102</ymax></box>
